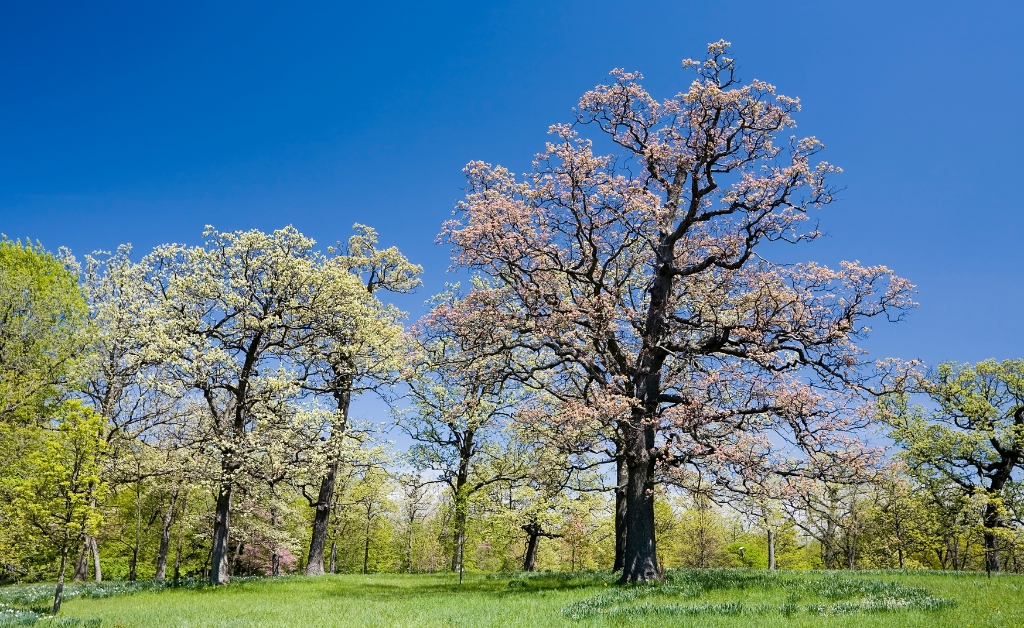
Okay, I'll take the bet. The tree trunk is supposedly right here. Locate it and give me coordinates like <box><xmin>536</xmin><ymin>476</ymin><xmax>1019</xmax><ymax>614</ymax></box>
<box><xmin>89</xmin><ymin>535</ymin><xmax>101</xmax><ymax>582</ymax></box>
<box><xmin>767</xmin><ymin>528</ymin><xmax>776</xmax><ymax>571</ymax></box>
<box><xmin>983</xmin><ymin>502</ymin><xmax>1002</xmax><ymax>573</ymax></box>
<box><xmin>329</xmin><ymin>541</ymin><xmax>337</xmax><ymax>574</ymax></box>
<box><xmin>363</xmin><ymin>520</ymin><xmax>371</xmax><ymax>574</ymax></box>
<box><xmin>613</xmin><ymin>456</ymin><xmax>628</xmax><ymax>571</ymax></box>
<box><xmin>209</xmin><ymin>480</ymin><xmax>233</xmax><ymax>584</ymax></box>
<box><xmin>450</xmin><ymin>442</ymin><xmax>472</xmax><ymax>573</ymax></box>
<box><xmin>305</xmin><ymin>459</ymin><xmax>339</xmax><ymax>576</ymax></box>
<box><xmin>305</xmin><ymin>385</ymin><xmax>350</xmax><ymax>576</ymax></box>
<box><xmin>129</xmin><ymin>483</ymin><xmax>143</xmax><ymax>582</ymax></box>
<box><xmin>155</xmin><ymin>486</ymin><xmax>179</xmax><ymax>581</ymax></box>
<box><xmin>72</xmin><ymin>540</ymin><xmax>89</xmax><ymax>581</ymax></box>
<box><xmin>173</xmin><ymin>491</ymin><xmax>188</xmax><ymax>581</ymax></box>
<box><xmin>53</xmin><ymin>546</ymin><xmax>70</xmax><ymax>614</ymax></box>
<box><xmin>619</xmin><ymin>419</ymin><xmax>659</xmax><ymax>583</ymax></box>
<box><xmin>522</xmin><ymin>524</ymin><xmax>541</xmax><ymax>572</ymax></box>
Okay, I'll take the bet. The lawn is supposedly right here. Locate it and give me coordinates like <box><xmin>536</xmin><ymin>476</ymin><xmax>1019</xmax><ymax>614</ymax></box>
<box><xmin>2</xmin><ymin>569</ymin><xmax>1022</xmax><ymax>627</ymax></box>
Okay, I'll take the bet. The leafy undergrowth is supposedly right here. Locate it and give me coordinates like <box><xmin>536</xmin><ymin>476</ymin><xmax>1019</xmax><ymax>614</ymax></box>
<box><xmin>1</xmin><ymin>569</ymin><xmax>1019</xmax><ymax>627</ymax></box>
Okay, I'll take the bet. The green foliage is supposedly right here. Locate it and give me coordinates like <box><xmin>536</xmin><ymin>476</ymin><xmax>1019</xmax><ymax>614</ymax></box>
<box><xmin>3</xmin><ymin>402</ymin><xmax>105</xmax><ymax>581</ymax></box>
<box><xmin>0</xmin><ymin>237</ymin><xmax>89</xmax><ymax>422</ymax></box>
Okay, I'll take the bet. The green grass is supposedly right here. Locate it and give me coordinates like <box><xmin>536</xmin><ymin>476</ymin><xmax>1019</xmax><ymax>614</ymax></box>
<box><xmin>2</xmin><ymin>569</ymin><xmax>1022</xmax><ymax>627</ymax></box>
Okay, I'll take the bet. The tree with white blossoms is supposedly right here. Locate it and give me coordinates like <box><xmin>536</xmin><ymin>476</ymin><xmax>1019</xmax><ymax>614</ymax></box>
<box><xmin>78</xmin><ymin>244</ymin><xmax>184</xmax><ymax>582</ymax></box>
<box><xmin>143</xmin><ymin>226</ymin><xmax>335</xmax><ymax>584</ymax></box>
<box><xmin>300</xmin><ymin>225</ymin><xmax>420</xmax><ymax>576</ymax></box>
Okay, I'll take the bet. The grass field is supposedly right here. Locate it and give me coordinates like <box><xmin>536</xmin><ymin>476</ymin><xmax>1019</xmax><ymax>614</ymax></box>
<box><xmin>2</xmin><ymin>569</ymin><xmax>1022</xmax><ymax>627</ymax></box>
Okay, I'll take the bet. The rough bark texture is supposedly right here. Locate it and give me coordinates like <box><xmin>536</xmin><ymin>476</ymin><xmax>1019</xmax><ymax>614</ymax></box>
<box><xmin>89</xmin><ymin>536</ymin><xmax>101</xmax><ymax>582</ymax></box>
<box><xmin>613</xmin><ymin>457</ymin><xmax>628</xmax><ymax>572</ymax></box>
<box><xmin>72</xmin><ymin>541</ymin><xmax>89</xmax><ymax>581</ymax></box>
<box><xmin>155</xmin><ymin>486</ymin><xmax>179</xmax><ymax>581</ymax></box>
<box><xmin>53</xmin><ymin>546</ymin><xmax>69</xmax><ymax>614</ymax></box>
<box><xmin>767</xmin><ymin>528</ymin><xmax>776</xmax><ymax>571</ymax></box>
<box><xmin>450</xmin><ymin>432</ymin><xmax>473</xmax><ymax>573</ymax></box>
<box><xmin>305</xmin><ymin>382</ymin><xmax>351</xmax><ymax>576</ymax></box>
<box><xmin>619</xmin><ymin>418</ymin><xmax>659</xmax><ymax>582</ymax></box>
<box><xmin>209</xmin><ymin>481</ymin><xmax>233</xmax><ymax>584</ymax></box>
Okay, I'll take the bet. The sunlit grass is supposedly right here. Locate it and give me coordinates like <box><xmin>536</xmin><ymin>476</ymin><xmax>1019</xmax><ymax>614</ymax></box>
<box><xmin>1</xmin><ymin>569</ymin><xmax>1021</xmax><ymax>627</ymax></box>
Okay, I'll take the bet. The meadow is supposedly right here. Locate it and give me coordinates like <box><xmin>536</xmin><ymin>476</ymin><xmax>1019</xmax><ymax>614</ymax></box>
<box><xmin>2</xmin><ymin>569</ymin><xmax>1022</xmax><ymax>628</ymax></box>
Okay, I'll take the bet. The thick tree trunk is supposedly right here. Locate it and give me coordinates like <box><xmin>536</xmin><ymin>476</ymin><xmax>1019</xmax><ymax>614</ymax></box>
<box><xmin>89</xmin><ymin>536</ymin><xmax>101</xmax><ymax>582</ymax></box>
<box><xmin>613</xmin><ymin>456</ymin><xmax>628</xmax><ymax>571</ymax></box>
<box><xmin>984</xmin><ymin>530</ymin><xmax>1001</xmax><ymax>573</ymax></box>
<box><xmin>155</xmin><ymin>486</ymin><xmax>179</xmax><ymax>581</ymax></box>
<box><xmin>522</xmin><ymin>524</ymin><xmax>541</xmax><ymax>572</ymax></box>
<box><xmin>767</xmin><ymin>528</ymin><xmax>776</xmax><ymax>570</ymax></box>
<box><xmin>619</xmin><ymin>420</ymin><xmax>659</xmax><ymax>583</ymax></box>
<box><xmin>209</xmin><ymin>480</ymin><xmax>233</xmax><ymax>584</ymax></box>
<box><xmin>305</xmin><ymin>459</ymin><xmax>339</xmax><ymax>576</ymax></box>
<box><xmin>305</xmin><ymin>385</ymin><xmax>350</xmax><ymax>576</ymax></box>
<box><xmin>53</xmin><ymin>546</ymin><xmax>70</xmax><ymax>614</ymax></box>
<box><xmin>983</xmin><ymin>502</ymin><xmax>1002</xmax><ymax>573</ymax></box>
<box><xmin>72</xmin><ymin>540</ymin><xmax>89</xmax><ymax>581</ymax></box>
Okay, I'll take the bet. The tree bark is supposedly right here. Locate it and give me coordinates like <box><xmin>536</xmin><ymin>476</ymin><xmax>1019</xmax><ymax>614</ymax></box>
<box><xmin>329</xmin><ymin>541</ymin><xmax>337</xmax><ymax>574</ymax></box>
<box><xmin>89</xmin><ymin>535</ymin><xmax>101</xmax><ymax>582</ymax></box>
<box><xmin>305</xmin><ymin>459</ymin><xmax>339</xmax><ymax>576</ymax></box>
<box><xmin>155</xmin><ymin>485</ymin><xmax>179</xmax><ymax>581</ymax></box>
<box><xmin>522</xmin><ymin>524</ymin><xmax>541</xmax><ymax>572</ymax></box>
<box><xmin>613</xmin><ymin>456</ymin><xmax>628</xmax><ymax>571</ymax></box>
<box><xmin>363</xmin><ymin>520</ymin><xmax>371</xmax><ymax>574</ymax></box>
<box><xmin>450</xmin><ymin>436</ymin><xmax>473</xmax><ymax>573</ymax></box>
<box><xmin>72</xmin><ymin>540</ymin><xmax>89</xmax><ymax>581</ymax></box>
<box><xmin>173</xmin><ymin>491</ymin><xmax>188</xmax><ymax>581</ymax></box>
<box><xmin>767</xmin><ymin>528</ymin><xmax>776</xmax><ymax>571</ymax></box>
<box><xmin>983</xmin><ymin>502</ymin><xmax>1002</xmax><ymax>573</ymax></box>
<box><xmin>305</xmin><ymin>385</ymin><xmax>351</xmax><ymax>576</ymax></box>
<box><xmin>53</xmin><ymin>546</ymin><xmax>70</xmax><ymax>614</ymax></box>
<box><xmin>209</xmin><ymin>480</ymin><xmax>233</xmax><ymax>584</ymax></box>
<box><xmin>619</xmin><ymin>418</ymin><xmax>659</xmax><ymax>583</ymax></box>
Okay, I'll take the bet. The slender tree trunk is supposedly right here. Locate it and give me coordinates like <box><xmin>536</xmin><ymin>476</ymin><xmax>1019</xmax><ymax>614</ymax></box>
<box><xmin>329</xmin><ymin>541</ymin><xmax>337</xmax><ymax>574</ymax></box>
<box><xmin>210</xmin><ymin>480</ymin><xmax>233</xmax><ymax>584</ymax></box>
<box><xmin>305</xmin><ymin>385</ymin><xmax>351</xmax><ymax>576</ymax></box>
<box><xmin>363</xmin><ymin>520</ymin><xmax>371</xmax><ymax>574</ymax></box>
<box><xmin>450</xmin><ymin>443</ymin><xmax>472</xmax><ymax>573</ymax></box>
<box><xmin>53</xmin><ymin>546</ymin><xmax>70</xmax><ymax>614</ymax></box>
<box><xmin>155</xmin><ymin>486</ymin><xmax>179</xmax><ymax>581</ymax></box>
<box><xmin>173</xmin><ymin>491</ymin><xmax>188</xmax><ymax>581</ymax></box>
<box><xmin>767</xmin><ymin>528</ymin><xmax>776</xmax><ymax>571</ymax></box>
<box><xmin>89</xmin><ymin>536</ymin><xmax>101</xmax><ymax>582</ymax></box>
<box><xmin>129</xmin><ymin>481</ymin><xmax>143</xmax><ymax>582</ymax></box>
<box><xmin>619</xmin><ymin>418</ymin><xmax>659</xmax><ymax>583</ymax></box>
<box><xmin>613</xmin><ymin>456</ymin><xmax>628</xmax><ymax>571</ymax></box>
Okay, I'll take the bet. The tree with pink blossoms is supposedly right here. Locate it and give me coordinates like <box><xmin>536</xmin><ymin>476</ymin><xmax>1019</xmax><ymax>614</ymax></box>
<box><xmin>441</xmin><ymin>41</ymin><xmax>915</xmax><ymax>582</ymax></box>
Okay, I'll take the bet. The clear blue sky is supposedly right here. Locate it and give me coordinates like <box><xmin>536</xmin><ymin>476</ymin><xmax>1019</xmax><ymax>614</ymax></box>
<box><xmin>2</xmin><ymin>1</ymin><xmax>1022</xmax><ymax>377</ymax></box>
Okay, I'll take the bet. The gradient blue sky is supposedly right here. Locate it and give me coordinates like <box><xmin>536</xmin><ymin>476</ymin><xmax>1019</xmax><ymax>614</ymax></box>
<box><xmin>2</xmin><ymin>1</ymin><xmax>1022</xmax><ymax>383</ymax></box>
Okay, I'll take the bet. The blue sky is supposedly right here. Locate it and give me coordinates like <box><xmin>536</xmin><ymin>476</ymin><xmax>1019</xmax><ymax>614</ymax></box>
<box><xmin>2</xmin><ymin>0</ymin><xmax>1022</xmax><ymax>392</ymax></box>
